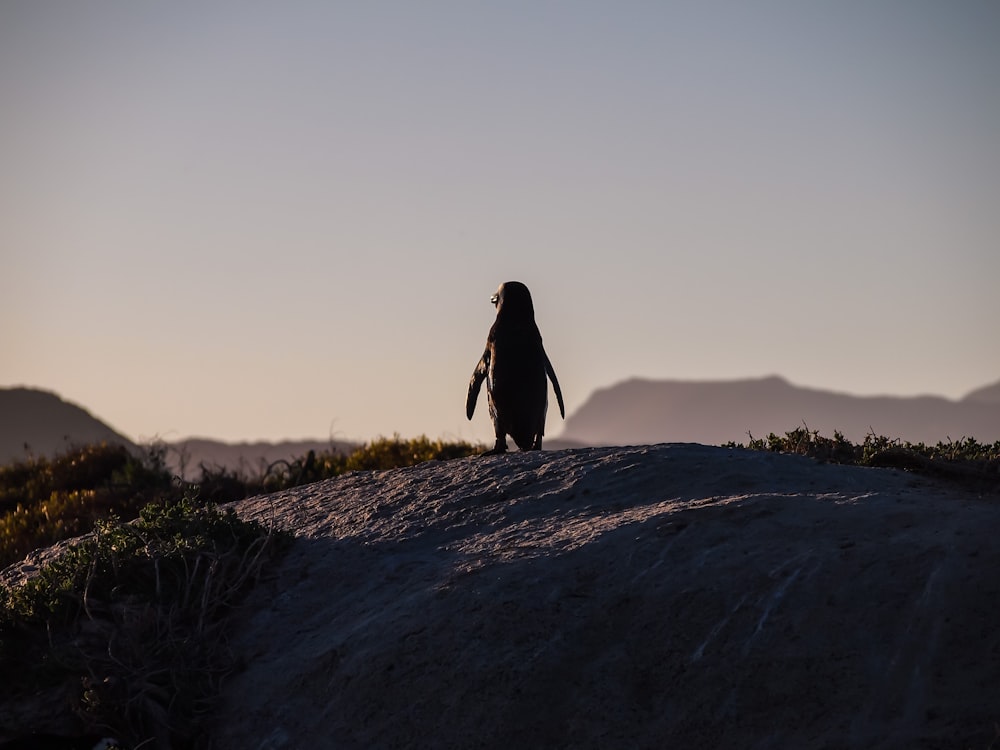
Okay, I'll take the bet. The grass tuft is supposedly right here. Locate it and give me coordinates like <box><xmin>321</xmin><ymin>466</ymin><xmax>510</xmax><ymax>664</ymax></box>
<box><xmin>0</xmin><ymin>498</ymin><xmax>291</xmax><ymax>749</ymax></box>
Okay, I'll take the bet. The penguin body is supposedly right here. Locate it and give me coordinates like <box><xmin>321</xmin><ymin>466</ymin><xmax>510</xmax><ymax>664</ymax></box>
<box><xmin>467</xmin><ymin>281</ymin><xmax>565</xmax><ymax>453</ymax></box>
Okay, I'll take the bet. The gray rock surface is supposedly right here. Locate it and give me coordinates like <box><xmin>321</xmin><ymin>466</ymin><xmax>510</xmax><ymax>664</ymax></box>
<box><xmin>214</xmin><ymin>444</ymin><xmax>1000</xmax><ymax>749</ymax></box>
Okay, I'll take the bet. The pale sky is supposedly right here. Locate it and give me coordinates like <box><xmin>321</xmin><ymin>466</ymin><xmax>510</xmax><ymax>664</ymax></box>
<box><xmin>2</xmin><ymin>2</ymin><xmax>998</xmax><ymax>445</ymax></box>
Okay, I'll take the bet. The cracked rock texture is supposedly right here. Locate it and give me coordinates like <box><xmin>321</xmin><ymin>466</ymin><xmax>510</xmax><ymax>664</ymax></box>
<box><xmin>213</xmin><ymin>444</ymin><xmax>1000</xmax><ymax>749</ymax></box>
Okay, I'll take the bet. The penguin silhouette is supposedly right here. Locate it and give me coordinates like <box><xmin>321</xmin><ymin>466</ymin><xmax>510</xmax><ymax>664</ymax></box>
<box><xmin>466</xmin><ymin>281</ymin><xmax>565</xmax><ymax>453</ymax></box>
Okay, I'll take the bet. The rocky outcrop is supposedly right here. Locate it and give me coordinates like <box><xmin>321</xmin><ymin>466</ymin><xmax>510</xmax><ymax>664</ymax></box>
<box><xmin>213</xmin><ymin>444</ymin><xmax>1000</xmax><ymax>749</ymax></box>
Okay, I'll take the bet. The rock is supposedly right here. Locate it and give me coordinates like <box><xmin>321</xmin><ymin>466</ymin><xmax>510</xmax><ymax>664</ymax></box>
<box><xmin>211</xmin><ymin>444</ymin><xmax>1000</xmax><ymax>749</ymax></box>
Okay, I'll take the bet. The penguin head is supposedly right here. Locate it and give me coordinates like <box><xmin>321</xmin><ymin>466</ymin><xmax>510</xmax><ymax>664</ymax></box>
<box><xmin>491</xmin><ymin>281</ymin><xmax>535</xmax><ymax>320</ymax></box>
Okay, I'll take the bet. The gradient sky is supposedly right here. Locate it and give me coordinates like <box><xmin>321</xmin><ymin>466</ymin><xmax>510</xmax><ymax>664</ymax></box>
<box><xmin>2</xmin><ymin>2</ymin><xmax>998</xmax><ymax>445</ymax></box>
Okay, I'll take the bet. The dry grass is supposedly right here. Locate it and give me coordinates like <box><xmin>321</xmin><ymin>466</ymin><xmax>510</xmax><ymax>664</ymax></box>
<box><xmin>0</xmin><ymin>500</ymin><xmax>291</xmax><ymax>750</ymax></box>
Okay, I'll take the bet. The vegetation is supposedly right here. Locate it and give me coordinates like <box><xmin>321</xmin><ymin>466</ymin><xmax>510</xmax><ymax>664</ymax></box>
<box><xmin>255</xmin><ymin>434</ymin><xmax>482</xmax><ymax>491</ymax></box>
<box><xmin>0</xmin><ymin>442</ymin><xmax>174</xmax><ymax>569</ymax></box>
<box><xmin>0</xmin><ymin>435</ymin><xmax>480</xmax><ymax>746</ymax></box>
<box><xmin>0</xmin><ymin>499</ymin><xmax>289</xmax><ymax>749</ymax></box>
<box><xmin>1</xmin><ymin>436</ymin><xmax>482</xmax><ymax>570</ymax></box>
<box><xmin>0</xmin><ymin>426</ymin><xmax>994</xmax><ymax>744</ymax></box>
<box><xmin>727</xmin><ymin>426</ymin><xmax>1000</xmax><ymax>493</ymax></box>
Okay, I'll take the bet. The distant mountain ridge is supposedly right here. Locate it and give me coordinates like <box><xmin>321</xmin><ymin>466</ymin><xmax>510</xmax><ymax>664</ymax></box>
<box><xmin>0</xmin><ymin>388</ymin><xmax>354</xmax><ymax>474</ymax></box>
<box><xmin>0</xmin><ymin>387</ymin><xmax>137</xmax><ymax>465</ymax></box>
<box><xmin>165</xmin><ymin>438</ymin><xmax>356</xmax><ymax>480</ymax></box>
<box><xmin>557</xmin><ymin>375</ymin><xmax>1000</xmax><ymax>447</ymax></box>
<box><xmin>4</xmin><ymin>378</ymin><xmax>998</xmax><ymax>471</ymax></box>
<box><xmin>964</xmin><ymin>380</ymin><xmax>1000</xmax><ymax>405</ymax></box>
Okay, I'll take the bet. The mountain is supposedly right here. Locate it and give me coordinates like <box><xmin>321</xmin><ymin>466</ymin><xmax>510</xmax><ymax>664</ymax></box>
<box><xmin>0</xmin><ymin>387</ymin><xmax>136</xmax><ymax>465</ymax></box>
<box><xmin>557</xmin><ymin>375</ymin><xmax>1000</xmax><ymax>446</ymax></box>
<box><xmin>0</xmin><ymin>387</ymin><xmax>356</xmax><ymax>475</ymax></box>
<box><xmin>964</xmin><ymin>378</ymin><xmax>1000</xmax><ymax>405</ymax></box>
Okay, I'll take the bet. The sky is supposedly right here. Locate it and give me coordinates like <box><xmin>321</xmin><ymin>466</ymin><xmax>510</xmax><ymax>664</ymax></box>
<box><xmin>2</xmin><ymin>2</ymin><xmax>998</xmax><ymax>445</ymax></box>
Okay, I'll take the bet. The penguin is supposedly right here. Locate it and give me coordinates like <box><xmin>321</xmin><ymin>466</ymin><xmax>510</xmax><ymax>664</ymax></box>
<box><xmin>466</xmin><ymin>281</ymin><xmax>565</xmax><ymax>453</ymax></box>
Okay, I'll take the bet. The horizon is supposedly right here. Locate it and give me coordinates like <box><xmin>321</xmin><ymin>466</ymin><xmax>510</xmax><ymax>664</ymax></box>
<box><xmin>4</xmin><ymin>372</ymin><xmax>996</xmax><ymax>446</ymax></box>
<box><xmin>3</xmin><ymin>3</ymin><xmax>998</xmax><ymax>443</ymax></box>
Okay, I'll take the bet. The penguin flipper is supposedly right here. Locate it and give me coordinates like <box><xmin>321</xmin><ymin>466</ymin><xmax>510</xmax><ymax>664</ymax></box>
<box><xmin>466</xmin><ymin>348</ymin><xmax>490</xmax><ymax>420</ymax></box>
<box><xmin>545</xmin><ymin>352</ymin><xmax>565</xmax><ymax>419</ymax></box>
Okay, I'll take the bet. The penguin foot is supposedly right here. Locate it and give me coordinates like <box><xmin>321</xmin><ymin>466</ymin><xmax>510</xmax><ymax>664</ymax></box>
<box><xmin>482</xmin><ymin>440</ymin><xmax>508</xmax><ymax>456</ymax></box>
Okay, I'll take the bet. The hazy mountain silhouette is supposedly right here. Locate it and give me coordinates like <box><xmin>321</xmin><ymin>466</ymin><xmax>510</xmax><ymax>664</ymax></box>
<box><xmin>557</xmin><ymin>375</ymin><xmax>1000</xmax><ymax>446</ymax></box>
<box><xmin>0</xmin><ymin>387</ymin><xmax>137</xmax><ymax>465</ymax></box>
<box><xmin>166</xmin><ymin>438</ymin><xmax>356</xmax><ymax>480</ymax></box>
<box><xmin>0</xmin><ymin>387</ymin><xmax>354</xmax><ymax>475</ymax></box>
<box><xmin>964</xmin><ymin>378</ymin><xmax>1000</xmax><ymax>405</ymax></box>
<box><xmin>7</xmin><ymin>378</ymin><xmax>997</xmax><ymax>471</ymax></box>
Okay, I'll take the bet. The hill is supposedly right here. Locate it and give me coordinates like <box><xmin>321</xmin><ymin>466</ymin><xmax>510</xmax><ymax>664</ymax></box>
<box><xmin>557</xmin><ymin>375</ymin><xmax>1000</xmax><ymax>446</ymax></box>
<box><xmin>164</xmin><ymin>438</ymin><xmax>357</xmax><ymax>479</ymax></box>
<box><xmin>205</xmin><ymin>445</ymin><xmax>999</xmax><ymax>748</ymax></box>
<box><xmin>0</xmin><ymin>387</ymin><xmax>356</xmax><ymax>477</ymax></box>
<box><xmin>0</xmin><ymin>388</ymin><xmax>136</xmax><ymax>465</ymax></box>
<box><xmin>964</xmin><ymin>378</ymin><xmax>1000</xmax><ymax>405</ymax></box>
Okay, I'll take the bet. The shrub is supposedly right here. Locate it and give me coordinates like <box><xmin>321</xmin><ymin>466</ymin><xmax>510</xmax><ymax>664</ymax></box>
<box><xmin>727</xmin><ymin>427</ymin><xmax>1000</xmax><ymax>493</ymax></box>
<box><xmin>253</xmin><ymin>434</ymin><xmax>482</xmax><ymax>493</ymax></box>
<box><xmin>0</xmin><ymin>435</ymin><xmax>479</xmax><ymax>745</ymax></box>
<box><xmin>0</xmin><ymin>498</ymin><xmax>290</xmax><ymax>749</ymax></box>
<box><xmin>0</xmin><ymin>443</ymin><xmax>175</xmax><ymax>569</ymax></box>
<box><xmin>1</xmin><ymin>437</ymin><xmax>484</xmax><ymax>571</ymax></box>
